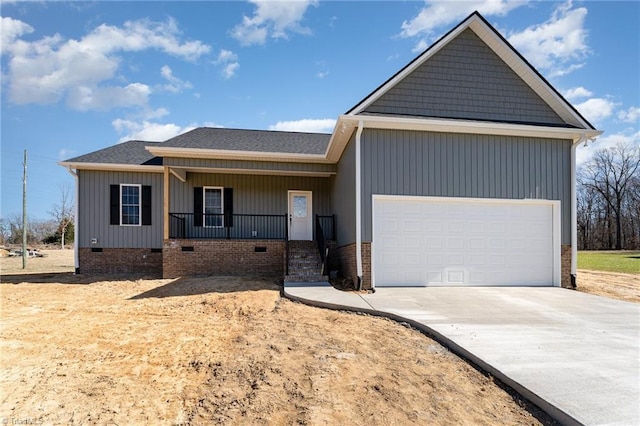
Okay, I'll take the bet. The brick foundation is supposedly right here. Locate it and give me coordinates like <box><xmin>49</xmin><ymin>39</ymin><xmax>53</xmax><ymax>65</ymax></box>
<box><xmin>333</xmin><ymin>242</ymin><xmax>372</xmax><ymax>290</ymax></box>
<box><xmin>561</xmin><ymin>244</ymin><xmax>572</xmax><ymax>289</ymax></box>
<box><xmin>163</xmin><ymin>239</ymin><xmax>285</xmax><ymax>278</ymax></box>
<box><xmin>78</xmin><ymin>248</ymin><xmax>162</xmax><ymax>275</ymax></box>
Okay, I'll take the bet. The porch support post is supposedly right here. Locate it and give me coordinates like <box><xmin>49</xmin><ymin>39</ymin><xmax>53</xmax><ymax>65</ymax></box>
<box><xmin>355</xmin><ymin>120</ymin><xmax>364</xmax><ymax>290</ymax></box>
<box><xmin>163</xmin><ymin>166</ymin><xmax>169</xmax><ymax>240</ymax></box>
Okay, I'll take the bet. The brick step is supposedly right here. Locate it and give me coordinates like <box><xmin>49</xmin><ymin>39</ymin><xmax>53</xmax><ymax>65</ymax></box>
<box><xmin>289</xmin><ymin>266</ymin><xmax>322</xmax><ymax>274</ymax></box>
<box><xmin>289</xmin><ymin>248</ymin><xmax>320</xmax><ymax>252</ymax></box>
<box><xmin>288</xmin><ymin>260</ymin><xmax>322</xmax><ymax>267</ymax></box>
<box><xmin>289</xmin><ymin>247</ymin><xmax>318</xmax><ymax>255</ymax></box>
<box><xmin>284</xmin><ymin>274</ymin><xmax>328</xmax><ymax>282</ymax></box>
<box><xmin>288</xmin><ymin>263</ymin><xmax>322</xmax><ymax>270</ymax></box>
<box><xmin>289</xmin><ymin>269</ymin><xmax>320</xmax><ymax>277</ymax></box>
<box><xmin>289</xmin><ymin>256</ymin><xmax>321</xmax><ymax>262</ymax></box>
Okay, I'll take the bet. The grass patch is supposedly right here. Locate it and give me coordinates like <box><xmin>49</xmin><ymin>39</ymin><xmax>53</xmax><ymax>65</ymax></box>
<box><xmin>578</xmin><ymin>251</ymin><xmax>640</xmax><ymax>274</ymax></box>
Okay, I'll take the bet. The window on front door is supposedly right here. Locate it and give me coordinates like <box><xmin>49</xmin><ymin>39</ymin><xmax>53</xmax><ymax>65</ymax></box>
<box><xmin>204</xmin><ymin>187</ymin><xmax>223</xmax><ymax>227</ymax></box>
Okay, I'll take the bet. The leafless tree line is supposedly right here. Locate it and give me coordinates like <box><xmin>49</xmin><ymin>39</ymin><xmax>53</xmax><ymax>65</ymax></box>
<box><xmin>0</xmin><ymin>184</ymin><xmax>74</xmax><ymax>248</ymax></box>
<box><xmin>578</xmin><ymin>142</ymin><xmax>640</xmax><ymax>250</ymax></box>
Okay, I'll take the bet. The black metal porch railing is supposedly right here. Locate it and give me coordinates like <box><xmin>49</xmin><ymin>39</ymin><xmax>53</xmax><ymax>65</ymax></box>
<box><xmin>316</xmin><ymin>215</ymin><xmax>335</xmax><ymax>241</ymax></box>
<box><xmin>315</xmin><ymin>214</ymin><xmax>335</xmax><ymax>276</ymax></box>
<box><xmin>169</xmin><ymin>213</ymin><xmax>287</xmax><ymax>240</ymax></box>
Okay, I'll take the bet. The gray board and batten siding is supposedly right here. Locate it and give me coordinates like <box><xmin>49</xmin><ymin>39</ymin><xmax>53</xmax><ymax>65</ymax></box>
<box><xmin>169</xmin><ymin>172</ymin><xmax>333</xmax><ymax>217</ymax></box>
<box><xmin>362</xmin><ymin>28</ymin><xmax>567</xmax><ymax>127</ymax></box>
<box><xmin>359</xmin><ymin>129</ymin><xmax>572</xmax><ymax>244</ymax></box>
<box><xmin>331</xmin><ymin>133</ymin><xmax>357</xmax><ymax>246</ymax></box>
<box><xmin>78</xmin><ymin>170</ymin><xmax>164</xmax><ymax>249</ymax></box>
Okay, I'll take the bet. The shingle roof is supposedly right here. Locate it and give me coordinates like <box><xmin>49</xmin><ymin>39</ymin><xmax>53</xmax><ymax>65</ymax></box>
<box><xmin>160</xmin><ymin>127</ymin><xmax>331</xmax><ymax>155</ymax></box>
<box><xmin>63</xmin><ymin>140</ymin><xmax>163</xmax><ymax>165</ymax></box>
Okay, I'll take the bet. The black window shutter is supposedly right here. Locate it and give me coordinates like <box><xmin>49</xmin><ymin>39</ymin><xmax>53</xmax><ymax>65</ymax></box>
<box><xmin>224</xmin><ymin>188</ymin><xmax>233</xmax><ymax>227</ymax></box>
<box><xmin>194</xmin><ymin>187</ymin><xmax>203</xmax><ymax>227</ymax></box>
<box><xmin>142</xmin><ymin>185</ymin><xmax>152</xmax><ymax>225</ymax></box>
<box><xmin>110</xmin><ymin>185</ymin><xmax>120</xmax><ymax>225</ymax></box>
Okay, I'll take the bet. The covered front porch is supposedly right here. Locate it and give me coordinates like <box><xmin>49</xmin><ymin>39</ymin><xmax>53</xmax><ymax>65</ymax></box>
<box><xmin>160</xmin><ymin>160</ymin><xmax>336</xmax><ymax>279</ymax></box>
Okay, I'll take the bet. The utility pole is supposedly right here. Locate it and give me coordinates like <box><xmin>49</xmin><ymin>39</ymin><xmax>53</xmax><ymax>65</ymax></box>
<box><xmin>22</xmin><ymin>149</ymin><xmax>27</xmax><ymax>269</ymax></box>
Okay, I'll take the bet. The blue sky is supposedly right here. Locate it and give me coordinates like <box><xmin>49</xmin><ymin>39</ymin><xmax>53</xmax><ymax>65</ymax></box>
<box><xmin>1</xmin><ymin>0</ymin><xmax>639</xmax><ymax>221</ymax></box>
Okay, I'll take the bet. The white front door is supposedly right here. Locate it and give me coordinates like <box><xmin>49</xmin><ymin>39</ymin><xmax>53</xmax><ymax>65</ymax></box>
<box><xmin>288</xmin><ymin>190</ymin><xmax>313</xmax><ymax>241</ymax></box>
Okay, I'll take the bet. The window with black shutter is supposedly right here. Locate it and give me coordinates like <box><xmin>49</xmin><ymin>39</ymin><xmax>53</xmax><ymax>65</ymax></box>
<box><xmin>194</xmin><ymin>186</ymin><xmax>233</xmax><ymax>227</ymax></box>
<box><xmin>110</xmin><ymin>184</ymin><xmax>152</xmax><ymax>226</ymax></box>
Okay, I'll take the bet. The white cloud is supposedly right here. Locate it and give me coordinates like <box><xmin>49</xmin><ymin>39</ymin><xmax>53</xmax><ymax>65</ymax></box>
<box><xmin>215</xmin><ymin>49</ymin><xmax>238</xmax><ymax>63</ymax></box>
<box><xmin>232</xmin><ymin>0</ymin><xmax>318</xmax><ymax>46</ymax></box>
<box><xmin>2</xmin><ymin>17</ymin><xmax>210</xmax><ymax>110</ymax></box>
<box><xmin>618</xmin><ymin>106</ymin><xmax>640</xmax><ymax>123</ymax></box>
<box><xmin>0</xmin><ymin>16</ymin><xmax>34</xmax><ymax>55</ymax></box>
<box><xmin>269</xmin><ymin>118</ymin><xmax>335</xmax><ymax>133</ymax></box>
<box><xmin>159</xmin><ymin>65</ymin><xmax>192</xmax><ymax>93</ymax></box>
<box><xmin>221</xmin><ymin>62</ymin><xmax>240</xmax><ymax>80</ymax></box>
<box><xmin>202</xmin><ymin>121</ymin><xmax>225</xmax><ymax>128</ymax></box>
<box><xmin>67</xmin><ymin>83</ymin><xmax>151</xmax><ymax>111</ymax></box>
<box><xmin>58</xmin><ymin>148</ymin><xmax>76</xmax><ymax>161</ymax></box>
<box><xmin>562</xmin><ymin>86</ymin><xmax>593</xmax><ymax>101</ymax></box>
<box><xmin>507</xmin><ymin>1</ymin><xmax>589</xmax><ymax>78</ymax></box>
<box><xmin>112</xmin><ymin>118</ymin><xmax>196</xmax><ymax>142</ymax></box>
<box><xmin>399</xmin><ymin>0</ymin><xmax>528</xmax><ymax>52</ymax></box>
<box><xmin>316</xmin><ymin>70</ymin><xmax>329</xmax><ymax>79</ymax></box>
<box><xmin>142</xmin><ymin>107</ymin><xmax>170</xmax><ymax>120</ymax></box>
<box><xmin>574</xmin><ymin>97</ymin><xmax>617</xmax><ymax>126</ymax></box>
<box><xmin>214</xmin><ymin>49</ymin><xmax>239</xmax><ymax>79</ymax></box>
<box><xmin>81</xmin><ymin>18</ymin><xmax>210</xmax><ymax>61</ymax></box>
<box><xmin>576</xmin><ymin>130</ymin><xmax>640</xmax><ymax>166</ymax></box>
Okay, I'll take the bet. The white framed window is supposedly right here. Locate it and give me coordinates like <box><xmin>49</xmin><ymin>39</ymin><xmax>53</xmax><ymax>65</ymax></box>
<box><xmin>204</xmin><ymin>186</ymin><xmax>223</xmax><ymax>228</ymax></box>
<box><xmin>120</xmin><ymin>184</ymin><xmax>141</xmax><ymax>226</ymax></box>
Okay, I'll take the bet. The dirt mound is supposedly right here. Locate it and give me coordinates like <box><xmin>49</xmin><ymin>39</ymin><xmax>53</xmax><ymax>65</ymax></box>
<box><xmin>0</xmin><ymin>272</ymin><xmax>552</xmax><ymax>425</ymax></box>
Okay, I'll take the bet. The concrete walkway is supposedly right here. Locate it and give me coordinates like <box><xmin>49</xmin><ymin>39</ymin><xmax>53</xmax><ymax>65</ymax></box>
<box><xmin>284</xmin><ymin>282</ymin><xmax>640</xmax><ymax>426</ymax></box>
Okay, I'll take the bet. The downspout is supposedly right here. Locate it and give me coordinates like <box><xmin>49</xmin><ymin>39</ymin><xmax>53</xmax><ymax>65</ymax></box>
<box><xmin>355</xmin><ymin>120</ymin><xmax>364</xmax><ymax>290</ymax></box>
<box><xmin>570</xmin><ymin>135</ymin><xmax>588</xmax><ymax>288</ymax></box>
<box><xmin>65</xmin><ymin>166</ymin><xmax>79</xmax><ymax>274</ymax></box>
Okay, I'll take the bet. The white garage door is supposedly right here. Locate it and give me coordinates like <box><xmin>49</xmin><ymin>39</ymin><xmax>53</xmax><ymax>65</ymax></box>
<box><xmin>372</xmin><ymin>196</ymin><xmax>560</xmax><ymax>287</ymax></box>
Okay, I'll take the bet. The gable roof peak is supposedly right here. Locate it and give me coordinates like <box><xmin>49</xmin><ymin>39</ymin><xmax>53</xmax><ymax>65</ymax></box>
<box><xmin>346</xmin><ymin>11</ymin><xmax>595</xmax><ymax>131</ymax></box>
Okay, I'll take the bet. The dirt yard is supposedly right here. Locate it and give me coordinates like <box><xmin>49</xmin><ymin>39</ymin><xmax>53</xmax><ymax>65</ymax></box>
<box><xmin>576</xmin><ymin>269</ymin><xmax>640</xmax><ymax>303</ymax></box>
<box><xmin>1</xmin><ymin>250</ymin><xmax>556</xmax><ymax>425</ymax></box>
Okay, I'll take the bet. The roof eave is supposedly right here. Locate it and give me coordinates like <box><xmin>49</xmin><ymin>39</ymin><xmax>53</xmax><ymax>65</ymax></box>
<box><xmin>338</xmin><ymin>115</ymin><xmax>602</xmax><ymax>141</ymax></box>
<box><xmin>58</xmin><ymin>161</ymin><xmax>164</xmax><ymax>173</ymax></box>
<box><xmin>145</xmin><ymin>146</ymin><xmax>333</xmax><ymax>164</ymax></box>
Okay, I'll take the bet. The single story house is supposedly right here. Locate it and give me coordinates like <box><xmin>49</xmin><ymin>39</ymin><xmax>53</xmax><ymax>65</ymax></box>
<box><xmin>59</xmin><ymin>12</ymin><xmax>601</xmax><ymax>290</ymax></box>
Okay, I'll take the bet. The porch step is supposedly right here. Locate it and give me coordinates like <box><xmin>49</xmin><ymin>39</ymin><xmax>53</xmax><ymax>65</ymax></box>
<box><xmin>287</xmin><ymin>240</ymin><xmax>324</xmax><ymax>282</ymax></box>
<box><xmin>289</xmin><ymin>260</ymin><xmax>322</xmax><ymax>267</ymax></box>
<box><xmin>284</xmin><ymin>274</ymin><xmax>328</xmax><ymax>283</ymax></box>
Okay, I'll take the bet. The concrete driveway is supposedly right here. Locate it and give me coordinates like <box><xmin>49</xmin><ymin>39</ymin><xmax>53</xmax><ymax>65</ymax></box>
<box><xmin>284</xmin><ymin>284</ymin><xmax>640</xmax><ymax>426</ymax></box>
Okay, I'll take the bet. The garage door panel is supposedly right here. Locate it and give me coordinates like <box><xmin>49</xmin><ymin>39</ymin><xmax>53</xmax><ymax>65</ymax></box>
<box><xmin>426</xmin><ymin>271</ymin><xmax>443</xmax><ymax>283</ymax></box>
<box><xmin>447</xmin><ymin>237</ymin><xmax>464</xmax><ymax>249</ymax></box>
<box><xmin>373</xmin><ymin>197</ymin><xmax>557</xmax><ymax>287</ymax></box>
<box><xmin>447</xmin><ymin>270</ymin><xmax>465</xmax><ymax>283</ymax></box>
<box><xmin>427</xmin><ymin>237</ymin><xmax>443</xmax><ymax>249</ymax></box>
<box><xmin>426</xmin><ymin>220</ymin><xmax>443</xmax><ymax>233</ymax></box>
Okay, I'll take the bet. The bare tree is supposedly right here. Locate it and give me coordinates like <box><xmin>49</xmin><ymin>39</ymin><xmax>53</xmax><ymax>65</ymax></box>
<box><xmin>579</xmin><ymin>142</ymin><xmax>640</xmax><ymax>250</ymax></box>
<box><xmin>49</xmin><ymin>184</ymin><xmax>75</xmax><ymax>249</ymax></box>
<box><xmin>0</xmin><ymin>218</ymin><xmax>10</xmax><ymax>245</ymax></box>
<box><xmin>576</xmin><ymin>185</ymin><xmax>600</xmax><ymax>250</ymax></box>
